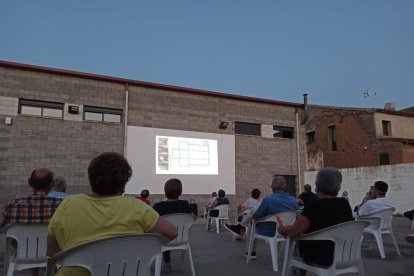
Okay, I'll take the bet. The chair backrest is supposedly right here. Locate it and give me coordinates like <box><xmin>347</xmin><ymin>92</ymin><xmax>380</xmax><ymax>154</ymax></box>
<box><xmin>5</xmin><ymin>224</ymin><xmax>48</xmax><ymax>261</ymax></box>
<box><xmin>161</xmin><ymin>213</ymin><xmax>196</xmax><ymax>245</ymax></box>
<box><xmin>297</xmin><ymin>221</ymin><xmax>369</xmax><ymax>268</ymax></box>
<box><xmin>214</xmin><ymin>204</ymin><xmax>230</xmax><ymax>218</ymax></box>
<box><xmin>253</xmin><ymin>210</ymin><xmax>297</xmax><ymax>238</ymax></box>
<box><xmin>359</xmin><ymin>207</ymin><xmax>395</xmax><ymax>231</ymax></box>
<box><xmin>45</xmin><ymin>234</ymin><xmax>168</xmax><ymax>276</ymax></box>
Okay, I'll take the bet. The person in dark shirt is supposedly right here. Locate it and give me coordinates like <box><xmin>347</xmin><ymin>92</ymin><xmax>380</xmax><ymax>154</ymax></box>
<box><xmin>209</xmin><ymin>189</ymin><xmax>230</xmax><ymax>217</ymax></box>
<box><xmin>153</xmin><ymin>178</ymin><xmax>191</xmax><ymax>273</ymax></box>
<box><xmin>298</xmin><ymin>184</ymin><xmax>319</xmax><ymax>207</ymax></box>
<box><xmin>278</xmin><ymin>167</ymin><xmax>353</xmax><ymax>268</ymax></box>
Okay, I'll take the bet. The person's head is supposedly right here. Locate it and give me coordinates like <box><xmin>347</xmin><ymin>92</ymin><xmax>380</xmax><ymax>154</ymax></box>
<box><xmin>218</xmin><ymin>189</ymin><xmax>226</xmax><ymax>198</ymax></box>
<box><xmin>140</xmin><ymin>189</ymin><xmax>149</xmax><ymax>199</ymax></box>
<box><xmin>304</xmin><ymin>184</ymin><xmax>312</xmax><ymax>192</ymax></box>
<box><xmin>373</xmin><ymin>181</ymin><xmax>388</xmax><ymax>198</ymax></box>
<box><xmin>251</xmin><ymin>188</ymin><xmax>260</xmax><ymax>199</ymax></box>
<box><xmin>271</xmin><ymin>175</ymin><xmax>287</xmax><ymax>193</ymax></box>
<box><xmin>315</xmin><ymin>167</ymin><xmax>342</xmax><ymax>196</ymax></box>
<box><xmin>88</xmin><ymin>152</ymin><xmax>132</xmax><ymax>196</ymax></box>
<box><xmin>28</xmin><ymin>168</ymin><xmax>54</xmax><ymax>192</ymax></box>
<box><xmin>211</xmin><ymin>192</ymin><xmax>217</xmax><ymax>197</ymax></box>
<box><xmin>164</xmin><ymin>178</ymin><xmax>183</xmax><ymax>199</ymax></box>
<box><xmin>342</xmin><ymin>191</ymin><xmax>348</xmax><ymax>197</ymax></box>
<box><xmin>53</xmin><ymin>176</ymin><xmax>67</xmax><ymax>192</ymax></box>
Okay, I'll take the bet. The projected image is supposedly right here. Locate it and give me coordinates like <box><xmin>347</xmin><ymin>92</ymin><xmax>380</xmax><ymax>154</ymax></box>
<box><xmin>156</xmin><ymin>136</ymin><xmax>218</xmax><ymax>175</ymax></box>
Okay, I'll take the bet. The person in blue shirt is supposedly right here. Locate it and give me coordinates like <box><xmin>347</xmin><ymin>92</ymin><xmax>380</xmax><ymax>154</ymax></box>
<box><xmin>225</xmin><ymin>175</ymin><xmax>297</xmax><ymax>258</ymax></box>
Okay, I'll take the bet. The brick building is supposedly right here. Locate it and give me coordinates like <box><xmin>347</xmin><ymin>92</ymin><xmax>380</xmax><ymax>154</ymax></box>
<box><xmin>305</xmin><ymin>104</ymin><xmax>414</xmax><ymax>170</ymax></box>
<box><xmin>0</xmin><ymin>60</ymin><xmax>307</xmax><ymax>214</ymax></box>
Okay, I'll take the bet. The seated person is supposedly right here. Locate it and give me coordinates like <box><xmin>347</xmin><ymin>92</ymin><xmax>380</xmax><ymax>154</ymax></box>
<box><xmin>297</xmin><ymin>184</ymin><xmax>319</xmax><ymax>207</ymax></box>
<box><xmin>204</xmin><ymin>192</ymin><xmax>217</xmax><ymax>217</ymax></box>
<box><xmin>135</xmin><ymin>189</ymin><xmax>151</xmax><ymax>205</ymax></box>
<box><xmin>237</xmin><ymin>188</ymin><xmax>261</xmax><ymax>222</ymax></box>
<box><xmin>277</xmin><ymin>167</ymin><xmax>353</xmax><ymax>268</ymax></box>
<box><xmin>47</xmin><ymin>152</ymin><xmax>178</xmax><ymax>276</ymax></box>
<box><xmin>153</xmin><ymin>178</ymin><xmax>192</xmax><ymax>273</ymax></box>
<box><xmin>209</xmin><ymin>189</ymin><xmax>230</xmax><ymax>217</ymax></box>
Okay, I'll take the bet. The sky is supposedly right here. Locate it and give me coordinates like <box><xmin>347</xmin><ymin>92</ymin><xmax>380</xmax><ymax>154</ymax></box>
<box><xmin>1</xmin><ymin>1</ymin><xmax>413</xmax><ymax>109</ymax></box>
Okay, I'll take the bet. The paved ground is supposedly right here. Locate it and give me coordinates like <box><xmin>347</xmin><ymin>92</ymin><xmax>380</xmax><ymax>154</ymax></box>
<box><xmin>1</xmin><ymin>216</ymin><xmax>413</xmax><ymax>276</ymax></box>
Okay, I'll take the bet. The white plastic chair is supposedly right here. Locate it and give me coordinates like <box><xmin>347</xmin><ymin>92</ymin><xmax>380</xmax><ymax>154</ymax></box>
<box><xmin>205</xmin><ymin>204</ymin><xmax>230</xmax><ymax>233</ymax></box>
<box><xmin>2</xmin><ymin>223</ymin><xmax>48</xmax><ymax>276</ymax></box>
<box><xmin>155</xmin><ymin>213</ymin><xmax>197</xmax><ymax>276</ymax></box>
<box><xmin>246</xmin><ymin>211</ymin><xmax>297</xmax><ymax>272</ymax></box>
<box><xmin>282</xmin><ymin>220</ymin><xmax>369</xmax><ymax>276</ymax></box>
<box><xmin>45</xmin><ymin>234</ymin><xmax>168</xmax><ymax>276</ymax></box>
<box><xmin>358</xmin><ymin>207</ymin><xmax>401</xmax><ymax>258</ymax></box>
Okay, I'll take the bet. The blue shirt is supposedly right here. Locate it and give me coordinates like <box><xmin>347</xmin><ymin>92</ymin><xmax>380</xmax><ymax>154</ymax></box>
<box><xmin>48</xmin><ymin>191</ymin><xmax>67</xmax><ymax>199</ymax></box>
<box><xmin>255</xmin><ymin>192</ymin><xmax>298</xmax><ymax>236</ymax></box>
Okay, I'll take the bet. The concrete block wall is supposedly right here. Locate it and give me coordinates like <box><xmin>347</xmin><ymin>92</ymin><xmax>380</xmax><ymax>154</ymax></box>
<box><xmin>304</xmin><ymin>163</ymin><xmax>414</xmax><ymax>213</ymax></box>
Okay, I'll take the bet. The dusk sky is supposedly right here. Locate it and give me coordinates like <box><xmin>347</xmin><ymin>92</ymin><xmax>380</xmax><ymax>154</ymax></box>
<box><xmin>1</xmin><ymin>1</ymin><xmax>413</xmax><ymax>109</ymax></box>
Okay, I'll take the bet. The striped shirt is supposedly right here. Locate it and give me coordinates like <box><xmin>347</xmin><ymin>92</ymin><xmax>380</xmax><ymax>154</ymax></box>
<box><xmin>2</xmin><ymin>191</ymin><xmax>62</xmax><ymax>226</ymax></box>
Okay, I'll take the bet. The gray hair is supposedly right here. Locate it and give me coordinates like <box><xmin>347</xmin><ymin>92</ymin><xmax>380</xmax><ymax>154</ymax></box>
<box><xmin>315</xmin><ymin>167</ymin><xmax>342</xmax><ymax>196</ymax></box>
<box><xmin>271</xmin><ymin>175</ymin><xmax>287</xmax><ymax>191</ymax></box>
<box><xmin>53</xmin><ymin>176</ymin><xmax>67</xmax><ymax>192</ymax></box>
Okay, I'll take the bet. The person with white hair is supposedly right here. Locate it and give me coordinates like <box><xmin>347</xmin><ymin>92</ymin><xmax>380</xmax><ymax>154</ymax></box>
<box><xmin>277</xmin><ymin>167</ymin><xmax>353</xmax><ymax>268</ymax></box>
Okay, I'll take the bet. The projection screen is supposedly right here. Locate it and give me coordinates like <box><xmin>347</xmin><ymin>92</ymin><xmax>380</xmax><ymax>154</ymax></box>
<box><xmin>125</xmin><ymin>126</ymin><xmax>236</xmax><ymax>195</ymax></box>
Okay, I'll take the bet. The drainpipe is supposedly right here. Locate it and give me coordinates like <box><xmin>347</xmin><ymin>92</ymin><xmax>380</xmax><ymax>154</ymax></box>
<box><xmin>123</xmin><ymin>83</ymin><xmax>129</xmax><ymax>156</ymax></box>
<box><xmin>295</xmin><ymin>107</ymin><xmax>302</xmax><ymax>195</ymax></box>
<box><xmin>301</xmin><ymin>93</ymin><xmax>309</xmax><ymax>125</ymax></box>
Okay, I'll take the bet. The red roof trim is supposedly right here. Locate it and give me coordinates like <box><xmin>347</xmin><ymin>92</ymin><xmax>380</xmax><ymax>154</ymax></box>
<box><xmin>0</xmin><ymin>60</ymin><xmax>303</xmax><ymax>108</ymax></box>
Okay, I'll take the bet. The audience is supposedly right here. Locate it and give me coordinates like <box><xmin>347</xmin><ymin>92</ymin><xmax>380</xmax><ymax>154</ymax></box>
<box><xmin>204</xmin><ymin>191</ymin><xmax>217</xmax><ymax>217</ymax></box>
<box><xmin>135</xmin><ymin>189</ymin><xmax>151</xmax><ymax>205</ymax></box>
<box><xmin>237</xmin><ymin>188</ymin><xmax>262</xmax><ymax>223</ymax></box>
<box><xmin>358</xmin><ymin>181</ymin><xmax>394</xmax><ymax>216</ymax></box>
<box><xmin>297</xmin><ymin>184</ymin><xmax>319</xmax><ymax>207</ymax></box>
<box><xmin>47</xmin><ymin>152</ymin><xmax>177</xmax><ymax>276</ymax></box>
<box><xmin>277</xmin><ymin>167</ymin><xmax>353</xmax><ymax>269</ymax></box>
<box><xmin>225</xmin><ymin>175</ymin><xmax>297</xmax><ymax>258</ymax></box>
<box><xmin>342</xmin><ymin>190</ymin><xmax>349</xmax><ymax>201</ymax></box>
<box><xmin>48</xmin><ymin>176</ymin><xmax>68</xmax><ymax>199</ymax></box>
<box><xmin>153</xmin><ymin>178</ymin><xmax>192</xmax><ymax>273</ymax></box>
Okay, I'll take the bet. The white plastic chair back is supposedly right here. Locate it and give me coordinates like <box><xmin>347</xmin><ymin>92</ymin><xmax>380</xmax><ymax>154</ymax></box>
<box><xmin>358</xmin><ymin>207</ymin><xmax>400</xmax><ymax>258</ymax></box>
<box><xmin>155</xmin><ymin>213</ymin><xmax>197</xmax><ymax>276</ymax></box>
<box><xmin>45</xmin><ymin>234</ymin><xmax>167</xmax><ymax>276</ymax></box>
<box><xmin>3</xmin><ymin>223</ymin><xmax>48</xmax><ymax>276</ymax></box>
<box><xmin>205</xmin><ymin>204</ymin><xmax>230</xmax><ymax>233</ymax></box>
<box><xmin>246</xmin><ymin>211</ymin><xmax>297</xmax><ymax>272</ymax></box>
<box><xmin>283</xmin><ymin>221</ymin><xmax>369</xmax><ymax>276</ymax></box>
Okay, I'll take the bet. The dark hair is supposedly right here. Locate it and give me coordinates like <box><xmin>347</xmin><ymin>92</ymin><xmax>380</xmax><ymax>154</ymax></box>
<box><xmin>304</xmin><ymin>184</ymin><xmax>312</xmax><ymax>192</ymax></box>
<box><xmin>88</xmin><ymin>152</ymin><xmax>132</xmax><ymax>196</ymax></box>
<box><xmin>164</xmin><ymin>178</ymin><xmax>182</xmax><ymax>199</ymax></box>
<box><xmin>251</xmin><ymin>188</ymin><xmax>260</xmax><ymax>199</ymax></box>
<box><xmin>374</xmin><ymin>181</ymin><xmax>388</xmax><ymax>194</ymax></box>
<box><xmin>141</xmin><ymin>189</ymin><xmax>149</xmax><ymax>198</ymax></box>
<box><xmin>218</xmin><ymin>189</ymin><xmax>225</xmax><ymax>198</ymax></box>
<box><xmin>28</xmin><ymin>168</ymin><xmax>54</xmax><ymax>190</ymax></box>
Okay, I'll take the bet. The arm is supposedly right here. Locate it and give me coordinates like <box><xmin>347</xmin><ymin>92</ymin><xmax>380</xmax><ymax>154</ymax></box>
<box><xmin>148</xmin><ymin>217</ymin><xmax>178</xmax><ymax>241</ymax></box>
<box><xmin>209</xmin><ymin>198</ymin><xmax>218</xmax><ymax>209</ymax></box>
<box><xmin>277</xmin><ymin>215</ymin><xmax>311</xmax><ymax>238</ymax></box>
<box><xmin>47</xmin><ymin>234</ymin><xmax>62</xmax><ymax>256</ymax></box>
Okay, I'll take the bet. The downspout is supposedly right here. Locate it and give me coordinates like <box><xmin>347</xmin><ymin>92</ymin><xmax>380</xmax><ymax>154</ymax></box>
<box><xmin>123</xmin><ymin>83</ymin><xmax>129</xmax><ymax>156</ymax></box>
<box><xmin>295</xmin><ymin>107</ymin><xmax>301</xmax><ymax>195</ymax></box>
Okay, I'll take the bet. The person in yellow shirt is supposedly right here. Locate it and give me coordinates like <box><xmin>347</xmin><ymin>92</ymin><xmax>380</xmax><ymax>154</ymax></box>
<box><xmin>47</xmin><ymin>152</ymin><xmax>177</xmax><ymax>276</ymax></box>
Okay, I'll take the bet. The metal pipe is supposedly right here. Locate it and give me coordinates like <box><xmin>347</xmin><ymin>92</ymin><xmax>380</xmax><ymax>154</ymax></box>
<box><xmin>123</xmin><ymin>83</ymin><xmax>129</xmax><ymax>156</ymax></box>
<box><xmin>296</xmin><ymin>108</ymin><xmax>302</xmax><ymax>195</ymax></box>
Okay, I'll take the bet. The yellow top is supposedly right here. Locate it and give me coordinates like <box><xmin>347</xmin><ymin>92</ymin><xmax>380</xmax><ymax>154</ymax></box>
<box><xmin>48</xmin><ymin>194</ymin><xmax>159</xmax><ymax>276</ymax></box>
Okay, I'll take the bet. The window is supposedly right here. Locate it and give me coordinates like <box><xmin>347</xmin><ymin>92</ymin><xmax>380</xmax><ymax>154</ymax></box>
<box><xmin>328</xmin><ymin>125</ymin><xmax>337</xmax><ymax>151</ymax></box>
<box><xmin>235</xmin><ymin>122</ymin><xmax>261</xmax><ymax>136</ymax></box>
<box><xmin>382</xmin><ymin>120</ymin><xmax>391</xmax><ymax>136</ymax></box>
<box><xmin>19</xmin><ymin>99</ymin><xmax>64</xmax><ymax>118</ymax></box>
<box><xmin>84</xmin><ymin>106</ymin><xmax>122</xmax><ymax>123</ymax></box>
<box><xmin>379</xmin><ymin>152</ymin><xmax>390</xmax><ymax>165</ymax></box>
<box><xmin>307</xmin><ymin>131</ymin><xmax>315</xmax><ymax>143</ymax></box>
<box><xmin>273</xmin><ymin>126</ymin><xmax>294</xmax><ymax>138</ymax></box>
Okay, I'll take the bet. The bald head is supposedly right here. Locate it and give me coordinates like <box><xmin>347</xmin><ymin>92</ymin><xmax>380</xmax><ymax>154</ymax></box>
<box><xmin>28</xmin><ymin>168</ymin><xmax>54</xmax><ymax>191</ymax></box>
<box><xmin>271</xmin><ymin>175</ymin><xmax>287</xmax><ymax>192</ymax></box>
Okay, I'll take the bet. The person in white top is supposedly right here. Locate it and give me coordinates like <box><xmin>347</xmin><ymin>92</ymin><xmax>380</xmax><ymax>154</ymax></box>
<box><xmin>358</xmin><ymin>181</ymin><xmax>395</xmax><ymax>228</ymax></box>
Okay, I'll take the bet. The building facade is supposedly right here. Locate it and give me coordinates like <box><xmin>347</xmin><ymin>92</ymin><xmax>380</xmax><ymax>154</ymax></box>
<box><xmin>0</xmin><ymin>60</ymin><xmax>306</xmax><ymax>213</ymax></box>
<box><xmin>305</xmin><ymin>105</ymin><xmax>414</xmax><ymax>170</ymax></box>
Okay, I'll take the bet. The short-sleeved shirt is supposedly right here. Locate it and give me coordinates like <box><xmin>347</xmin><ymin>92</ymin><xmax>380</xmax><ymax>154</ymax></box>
<box><xmin>48</xmin><ymin>194</ymin><xmax>159</xmax><ymax>276</ymax></box>
<box><xmin>2</xmin><ymin>192</ymin><xmax>62</xmax><ymax>227</ymax></box>
<box><xmin>298</xmin><ymin>191</ymin><xmax>319</xmax><ymax>206</ymax></box>
<box><xmin>153</xmin><ymin>199</ymin><xmax>191</xmax><ymax>216</ymax></box>
<box><xmin>243</xmin><ymin>198</ymin><xmax>261</xmax><ymax>211</ymax></box>
<box><xmin>299</xmin><ymin>197</ymin><xmax>353</xmax><ymax>266</ymax></box>
<box><xmin>255</xmin><ymin>192</ymin><xmax>298</xmax><ymax>236</ymax></box>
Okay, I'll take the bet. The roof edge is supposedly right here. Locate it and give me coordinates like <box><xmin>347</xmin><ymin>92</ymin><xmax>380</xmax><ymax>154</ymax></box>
<box><xmin>0</xmin><ymin>60</ymin><xmax>303</xmax><ymax>108</ymax></box>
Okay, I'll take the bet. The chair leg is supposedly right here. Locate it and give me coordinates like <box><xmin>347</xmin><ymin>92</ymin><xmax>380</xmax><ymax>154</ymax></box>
<box><xmin>187</xmin><ymin>246</ymin><xmax>196</xmax><ymax>276</ymax></box>
<box><xmin>154</xmin><ymin>254</ymin><xmax>162</xmax><ymax>276</ymax></box>
<box><xmin>246</xmin><ymin>232</ymin><xmax>255</xmax><ymax>264</ymax></box>
<box><xmin>269</xmin><ymin>240</ymin><xmax>278</xmax><ymax>272</ymax></box>
<box><xmin>6</xmin><ymin>262</ymin><xmax>16</xmax><ymax>276</ymax></box>
<box><xmin>389</xmin><ymin>231</ymin><xmax>401</xmax><ymax>256</ymax></box>
<box><xmin>216</xmin><ymin>218</ymin><xmax>220</xmax><ymax>234</ymax></box>
<box><xmin>373</xmin><ymin>232</ymin><xmax>386</xmax><ymax>258</ymax></box>
<box><xmin>357</xmin><ymin>259</ymin><xmax>365</xmax><ymax>276</ymax></box>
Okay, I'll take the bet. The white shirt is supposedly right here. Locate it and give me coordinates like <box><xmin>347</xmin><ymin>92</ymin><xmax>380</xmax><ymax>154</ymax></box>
<box><xmin>358</xmin><ymin>197</ymin><xmax>395</xmax><ymax>216</ymax></box>
<box><xmin>243</xmin><ymin>198</ymin><xmax>261</xmax><ymax>212</ymax></box>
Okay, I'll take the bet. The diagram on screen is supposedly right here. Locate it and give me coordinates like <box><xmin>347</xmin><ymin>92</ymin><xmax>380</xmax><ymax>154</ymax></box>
<box><xmin>156</xmin><ymin>135</ymin><xmax>218</xmax><ymax>175</ymax></box>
